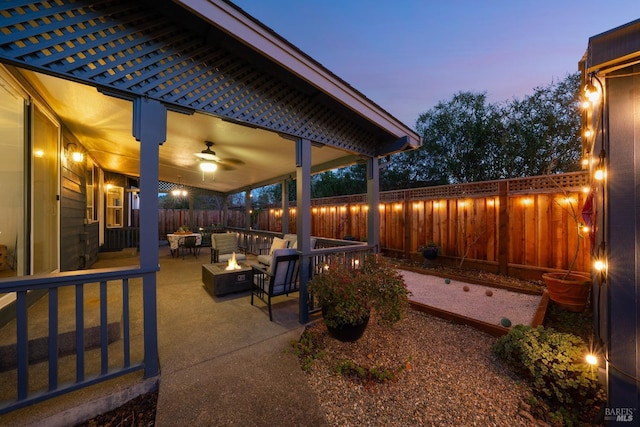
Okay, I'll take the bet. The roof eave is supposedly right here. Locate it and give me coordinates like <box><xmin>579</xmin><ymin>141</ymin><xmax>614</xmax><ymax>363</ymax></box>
<box><xmin>174</xmin><ymin>0</ymin><xmax>421</xmax><ymax>151</ymax></box>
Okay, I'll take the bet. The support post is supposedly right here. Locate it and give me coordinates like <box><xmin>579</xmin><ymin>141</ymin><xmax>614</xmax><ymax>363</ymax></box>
<box><xmin>132</xmin><ymin>97</ymin><xmax>165</xmax><ymax>378</ymax></box>
<box><xmin>366</xmin><ymin>157</ymin><xmax>380</xmax><ymax>253</ymax></box>
<box><xmin>245</xmin><ymin>190</ymin><xmax>252</xmax><ymax>229</ymax></box>
<box><xmin>281</xmin><ymin>179</ymin><xmax>289</xmax><ymax>234</ymax></box>
<box><xmin>296</xmin><ymin>138</ymin><xmax>312</xmax><ymax>323</ymax></box>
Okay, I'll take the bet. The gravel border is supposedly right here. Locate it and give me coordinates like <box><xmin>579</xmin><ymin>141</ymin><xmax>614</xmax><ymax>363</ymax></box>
<box><xmin>301</xmin><ymin>310</ymin><xmax>541</xmax><ymax>426</ymax></box>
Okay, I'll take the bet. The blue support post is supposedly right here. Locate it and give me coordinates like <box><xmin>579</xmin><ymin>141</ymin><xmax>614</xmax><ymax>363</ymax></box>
<box><xmin>367</xmin><ymin>157</ymin><xmax>380</xmax><ymax>253</ymax></box>
<box><xmin>133</xmin><ymin>97</ymin><xmax>166</xmax><ymax>378</ymax></box>
<box><xmin>296</xmin><ymin>138</ymin><xmax>312</xmax><ymax>323</ymax></box>
<box><xmin>48</xmin><ymin>287</ymin><xmax>58</xmax><ymax>391</ymax></box>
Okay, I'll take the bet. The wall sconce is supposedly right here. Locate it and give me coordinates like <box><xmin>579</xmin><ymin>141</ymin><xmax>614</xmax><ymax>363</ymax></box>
<box><xmin>65</xmin><ymin>143</ymin><xmax>84</xmax><ymax>162</ymax></box>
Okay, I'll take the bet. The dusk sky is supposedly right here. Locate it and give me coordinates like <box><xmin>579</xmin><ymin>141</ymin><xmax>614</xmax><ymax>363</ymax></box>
<box><xmin>232</xmin><ymin>1</ymin><xmax>639</xmax><ymax>128</ymax></box>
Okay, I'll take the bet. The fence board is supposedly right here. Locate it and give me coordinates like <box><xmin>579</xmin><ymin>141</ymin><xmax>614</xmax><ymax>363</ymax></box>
<box><xmin>150</xmin><ymin>172</ymin><xmax>590</xmax><ymax>275</ymax></box>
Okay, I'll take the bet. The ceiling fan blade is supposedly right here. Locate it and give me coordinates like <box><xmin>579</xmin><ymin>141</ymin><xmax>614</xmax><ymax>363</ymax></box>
<box><xmin>194</xmin><ymin>152</ymin><xmax>218</xmax><ymax>161</ymax></box>
<box><xmin>217</xmin><ymin>163</ymin><xmax>237</xmax><ymax>171</ymax></box>
<box><xmin>218</xmin><ymin>158</ymin><xmax>245</xmax><ymax>166</ymax></box>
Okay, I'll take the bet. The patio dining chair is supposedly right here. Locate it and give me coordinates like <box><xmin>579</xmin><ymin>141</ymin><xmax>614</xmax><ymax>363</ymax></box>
<box><xmin>179</xmin><ymin>235</ymin><xmax>200</xmax><ymax>259</ymax></box>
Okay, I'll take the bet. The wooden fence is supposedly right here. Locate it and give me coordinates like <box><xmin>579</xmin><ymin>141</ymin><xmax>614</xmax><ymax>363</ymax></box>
<box><xmin>151</xmin><ymin>172</ymin><xmax>592</xmax><ymax>277</ymax></box>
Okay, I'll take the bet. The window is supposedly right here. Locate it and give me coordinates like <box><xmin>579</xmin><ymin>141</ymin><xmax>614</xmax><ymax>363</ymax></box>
<box><xmin>106</xmin><ymin>185</ymin><xmax>124</xmax><ymax>228</ymax></box>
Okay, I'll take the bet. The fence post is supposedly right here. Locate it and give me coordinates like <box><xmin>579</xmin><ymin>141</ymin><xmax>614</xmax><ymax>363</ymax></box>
<box><xmin>404</xmin><ymin>192</ymin><xmax>411</xmax><ymax>259</ymax></box>
<box><xmin>498</xmin><ymin>181</ymin><xmax>509</xmax><ymax>275</ymax></box>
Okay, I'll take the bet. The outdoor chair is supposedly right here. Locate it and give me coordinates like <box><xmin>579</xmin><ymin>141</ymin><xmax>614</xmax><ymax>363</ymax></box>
<box><xmin>179</xmin><ymin>235</ymin><xmax>200</xmax><ymax>259</ymax></box>
<box><xmin>211</xmin><ymin>232</ymin><xmax>247</xmax><ymax>263</ymax></box>
<box><xmin>257</xmin><ymin>235</ymin><xmax>316</xmax><ymax>268</ymax></box>
<box><xmin>251</xmin><ymin>248</ymin><xmax>299</xmax><ymax>321</ymax></box>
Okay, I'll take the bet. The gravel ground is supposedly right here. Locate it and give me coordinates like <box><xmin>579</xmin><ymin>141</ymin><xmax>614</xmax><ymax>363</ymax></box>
<box><xmin>301</xmin><ymin>310</ymin><xmax>542</xmax><ymax>427</ymax></box>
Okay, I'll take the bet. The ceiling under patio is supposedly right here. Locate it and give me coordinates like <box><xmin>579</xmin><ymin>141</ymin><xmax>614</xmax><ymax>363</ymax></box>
<box><xmin>21</xmin><ymin>69</ymin><xmax>358</xmax><ymax>194</ymax></box>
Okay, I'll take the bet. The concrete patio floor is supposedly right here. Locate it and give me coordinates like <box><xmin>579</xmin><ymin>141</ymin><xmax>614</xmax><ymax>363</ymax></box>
<box><xmin>0</xmin><ymin>245</ymin><xmax>327</xmax><ymax>426</ymax></box>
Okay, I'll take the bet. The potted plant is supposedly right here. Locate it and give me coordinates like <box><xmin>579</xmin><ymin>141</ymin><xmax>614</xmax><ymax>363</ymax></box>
<box><xmin>420</xmin><ymin>242</ymin><xmax>439</xmax><ymax>260</ymax></box>
<box><xmin>309</xmin><ymin>255</ymin><xmax>411</xmax><ymax>341</ymax></box>
<box><xmin>541</xmin><ymin>176</ymin><xmax>592</xmax><ymax>312</ymax></box>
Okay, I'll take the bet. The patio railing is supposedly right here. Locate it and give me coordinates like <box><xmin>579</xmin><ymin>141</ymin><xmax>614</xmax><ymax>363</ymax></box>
<box><xmin>0</xmin><ymin>229</ymin><xmax>374</xmax><ymax>413</ymax></box>
<box><xmin>0</xmin><ymin>266</ymin><xmax>158</xmax><ymax>415</ymax></box>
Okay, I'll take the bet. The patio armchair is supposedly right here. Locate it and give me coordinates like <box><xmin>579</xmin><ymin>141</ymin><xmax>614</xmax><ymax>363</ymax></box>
<box><xmin>211</xmin><ymin>232</ymin><xmax>247</xmax><ymax>263</ymax></box>
<box><xmin>251</xmin><ymin>248</ymin><xmax>299</xmax><ymax>321</ymax></box>
<box><xmin>256</xmin><ymin>235</ymin><xmax>316</xmax><ymax>268</ymax></box>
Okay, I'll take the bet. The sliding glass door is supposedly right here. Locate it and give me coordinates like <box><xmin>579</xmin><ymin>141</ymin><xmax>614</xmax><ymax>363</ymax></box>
<box><xmin>32</xmin><ymin>105</ymin><xmax>60</xmax><ymax>274</ymax></box>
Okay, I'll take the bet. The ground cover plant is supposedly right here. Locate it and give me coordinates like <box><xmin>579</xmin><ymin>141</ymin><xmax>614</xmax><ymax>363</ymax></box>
<box><xmin>492</xmin><ymin>320</ymin><xmax>605</xmax><ymax>426</ymax></box>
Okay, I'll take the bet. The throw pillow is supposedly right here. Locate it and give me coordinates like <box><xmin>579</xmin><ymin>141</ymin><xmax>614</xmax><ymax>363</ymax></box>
<box><xmin>269</xmin><ymin>237</ymin><xmax>288</xmax><ymax>255</ymax></box>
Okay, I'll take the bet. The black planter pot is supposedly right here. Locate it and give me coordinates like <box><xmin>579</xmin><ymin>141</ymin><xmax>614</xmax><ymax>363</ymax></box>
<box><xmin>325</xmin><ymin>315</ymin><xmax>370</xmax><ymax>342</ymax></box>
<box><xmin>422</xmin><ymin>246</ymin><xmax>438</xmax><ymax>260</ymax></box>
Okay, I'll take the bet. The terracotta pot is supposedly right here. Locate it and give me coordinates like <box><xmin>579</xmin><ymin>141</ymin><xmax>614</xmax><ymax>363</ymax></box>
<box><xmin>542</xmin><ymin>272</ymin><xmax>591</xmax><ymax>312</ymax></box>
<box><xmin>324</xmin><ymin>314</ymin><xmax>370</xmax><ymax>342</ymax></box>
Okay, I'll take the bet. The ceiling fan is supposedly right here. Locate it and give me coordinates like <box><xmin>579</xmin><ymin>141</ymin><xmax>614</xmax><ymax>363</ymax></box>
<box><xmin>194</xmin><ymin>141</ymin><xmax>244</xmax><ymax>172</ymax></box>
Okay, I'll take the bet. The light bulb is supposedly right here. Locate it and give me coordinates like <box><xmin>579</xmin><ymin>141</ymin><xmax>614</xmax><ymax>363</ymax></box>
<box><xmin>199</xmin><ymin>161</ymin><xmax>217</xmax><ymax>172</ymax></box>
<box><xmin>594</xmin><ymin>259</ymin><xmax>606</xmax><ymax>271</ymax></box>
<box><xmin>594</xmin><ymin>168</ymin><xmax>605</xmax><ymax>180</ymax></box>
<box><xmin>586</xmin><ymin>354</ymin><xmax>598</xmax><ymax>365</ymax></box>
<box><xmin>584</xmin><ymin>82</ymin><xmax>601</xmax><ymax>104</ymax></box>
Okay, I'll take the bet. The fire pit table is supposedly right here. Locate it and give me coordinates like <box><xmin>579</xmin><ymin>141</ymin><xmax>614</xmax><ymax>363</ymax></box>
<box><xmin>202</xmin><ymin>262</ymin><xmax>253</xmax><ymax>297</ymax></box>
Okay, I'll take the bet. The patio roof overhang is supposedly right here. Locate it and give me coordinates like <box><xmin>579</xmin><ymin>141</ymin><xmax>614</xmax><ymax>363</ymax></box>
<box><xmin>0</xmin><ymin>0</ymin><xmax>421</xmax><ymax>194</ymax></box>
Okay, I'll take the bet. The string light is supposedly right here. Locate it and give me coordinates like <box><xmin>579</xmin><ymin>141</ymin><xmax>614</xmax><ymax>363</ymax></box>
<box><xmin>594</xmin><ymin>168</ymin><xmax>605</xmax><ymax>180</ymax></box>
<box><xmin>584</xmin><ymin>80</ymin><xmax>601</xmax><ymax>104</ymax></box>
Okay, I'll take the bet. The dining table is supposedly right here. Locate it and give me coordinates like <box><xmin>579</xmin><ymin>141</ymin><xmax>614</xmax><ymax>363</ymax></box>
<box><xmin>166</xmin><ymin>233</ymin><xmax>202</xmax><ymax>257</ymax></box>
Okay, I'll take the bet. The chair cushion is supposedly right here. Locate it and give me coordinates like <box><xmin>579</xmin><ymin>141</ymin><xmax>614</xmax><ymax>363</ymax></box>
<box><xmin>212</xmin><ymin>233</ymin><xmax>238</xmax><ymax>254</ymax></box>
<box><xmin>290</xmin><ymin>237</ymin><xmax>317</xmax><ymax>250</ymax></box>
<box><xmin>269</xmin><ymin>237</ymin><xmax>288</xmax><ymax>255</ymax></box>
<box><xmin>270</xmin><ymin>248</ymin><xmax>297</xmax><ymax>287</ymax></box>
<box><xmin>257</xmin><ymin>254</ymin><xmax>271</xmax><ymax>266</ymax></box>
<box><xmin>283</xmin><ymin>234</ymin><xmax>297</xmax><ymax>248</ymax></box>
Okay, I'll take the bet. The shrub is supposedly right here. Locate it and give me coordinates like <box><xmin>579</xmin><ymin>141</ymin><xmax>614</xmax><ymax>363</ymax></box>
<box><xmin>493</xmin><ymin>325</ymin><xmax>605</xmax><ymax>425</ymax></box>
<box><xmin>309</xmin><ymin>255</ymin><xmax>410</xmax><ymax>328</ymax></box>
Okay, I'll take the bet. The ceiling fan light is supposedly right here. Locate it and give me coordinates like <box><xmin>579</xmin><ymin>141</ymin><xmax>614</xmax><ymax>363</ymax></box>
<box><xmin>200</xmin><ymin>161</ymin><xmax>217</xmax><ymax>172</ymax></box>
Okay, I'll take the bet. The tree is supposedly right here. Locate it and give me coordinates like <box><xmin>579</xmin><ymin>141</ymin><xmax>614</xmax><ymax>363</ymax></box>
<box><xmin>404</xmin><ymin>92</ymin><xmax>506</xmax><ymax>184</ymax></box>
<box><xmin>384</xmin><ymin>73</ymin><xmax>582</xmax><ymax>187</ymax></box>
<box><xmin>502</xmin><ymin>73</ymin><xmax>582</xmax><ymax>176</ymax></box>
<box><xmin>311</xmin><ymin>165</ymin><xmax>367</xmax><ymax>198</ymax></box>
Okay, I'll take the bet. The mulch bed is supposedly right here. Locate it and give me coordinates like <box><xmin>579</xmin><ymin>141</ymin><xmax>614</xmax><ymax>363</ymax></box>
<box><xmin>74</xmin><ymin>390</ymin><xmax>158</xmax><ymax>427</ymax></box>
